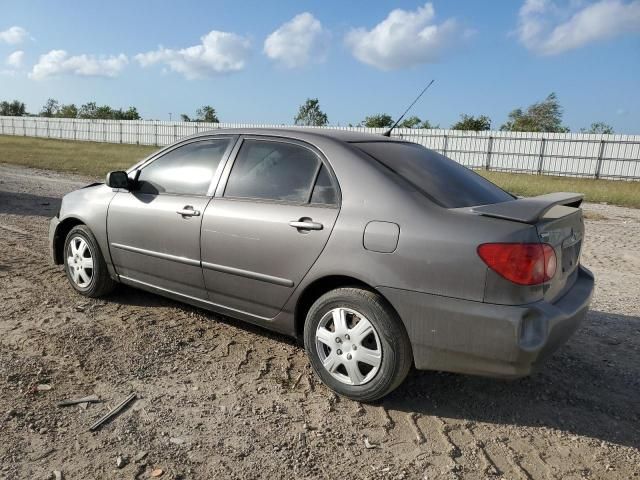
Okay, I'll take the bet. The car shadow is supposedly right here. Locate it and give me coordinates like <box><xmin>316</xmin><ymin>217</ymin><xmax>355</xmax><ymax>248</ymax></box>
<box><xmin>104</xmin><ymin>285</ymin><xmax>640</xmax><ymax>449</ymax></box>
<box><xmin>384</xmin><ymin>309</ymin><xmax>640</xmax><ymax>449</ymax></box>
<box><xmin>106</xmin><ymin>284</ymin><xmax>300</xmax><ymax>346</ymax></box>
<box><xmin>0</xmin><ymin>190</ymin><xmax>61</xmax><ymax>217</ymax></box>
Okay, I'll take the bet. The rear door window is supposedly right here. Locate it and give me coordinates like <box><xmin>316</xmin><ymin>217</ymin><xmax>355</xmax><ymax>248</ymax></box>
<box><xmin>353</xmin><ymin>141</ymin><xmax>514</xmax><ymax>208</ymax></box>
<box><xmin>310</xmin><ymin>165</ymin><xmax>338</xmax><ymax>205</ymax></box>
<box><xmin>224</xmin><ymin>139</ymin><xmax>321</xmax><ymax>203</ymax></box>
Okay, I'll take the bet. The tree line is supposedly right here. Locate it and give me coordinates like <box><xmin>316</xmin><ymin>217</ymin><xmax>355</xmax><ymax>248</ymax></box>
<box><xmin>294</xmin><ymin>93</ymin><xmax>614</xmax><ymax>134</ymax></box>
<box><xmin>0</xmin><ymin>98</ymin><xmax>141</xmax><ymax>120</ymax></box>
<box><xmin>0</xmin><ymin>94</ymin><xmax>614</xmax><ymax>134</ymax></box>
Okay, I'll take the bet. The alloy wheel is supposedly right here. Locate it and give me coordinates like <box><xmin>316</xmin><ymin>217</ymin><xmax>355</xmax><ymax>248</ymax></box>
<box><xmin>66</xmin><ymin>236</ymin><xmax>94</xmax><ymax>288</ymax></box>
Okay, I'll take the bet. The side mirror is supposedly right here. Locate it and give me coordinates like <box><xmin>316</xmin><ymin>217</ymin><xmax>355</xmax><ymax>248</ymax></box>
<box><xmin>106</xmin><ymin>171</ymin><xmax>130</xmax><ymax>190</ymax></box>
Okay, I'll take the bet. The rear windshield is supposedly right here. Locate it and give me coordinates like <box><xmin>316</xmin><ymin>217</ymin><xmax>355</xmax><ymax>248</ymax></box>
<box><xmin>353</xmin><ymin>141</ymin><xmax>514</xmax><ymax>208</ymax></box>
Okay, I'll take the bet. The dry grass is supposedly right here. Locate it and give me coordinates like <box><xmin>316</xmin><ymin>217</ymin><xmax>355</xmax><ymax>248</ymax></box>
<box><xmin>1</xmin><ymin>135</ymin><xmax>638</xmax><ymax>208</ymax></box>
<box><xmin>0</xmin><ymin>135</ymin><xmax>158</xmax><ymax>178</ymax></box>
<box><xmin>479</xmin><ymin>171</ymin><xmax>640</xmax><ymax>209</ymax></box>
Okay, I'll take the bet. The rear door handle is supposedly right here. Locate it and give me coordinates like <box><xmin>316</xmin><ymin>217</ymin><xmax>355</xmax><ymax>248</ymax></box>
<box><xmin>177</xmin><ymin>206</ymin><xmax>201</xmax><ymax>217</ymax></box>
<box><xmin>289</xmin><ymin>220</ymin><xmax>323</xmax><ymax>231</ymax></box>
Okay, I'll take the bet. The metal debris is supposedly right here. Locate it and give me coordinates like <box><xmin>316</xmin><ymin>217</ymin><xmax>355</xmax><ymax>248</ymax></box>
<box><xmin>134</xmin><ymin>451</ymin><xmax>148</xmax><ymax>463</ymax></box>
<box><xmin>57</xmin><ymin>394</ymin><xmax>101</xmax><ymax>407</ymax></box>
<box><xmin>88</xmin><ymin>393</ymin><xmax>137</xmax><ymax>432</ymax></box>
<box><xmin>364</xmin><ymin>437</ymin><xmax>379</xmax><ymax>449</ymax></box>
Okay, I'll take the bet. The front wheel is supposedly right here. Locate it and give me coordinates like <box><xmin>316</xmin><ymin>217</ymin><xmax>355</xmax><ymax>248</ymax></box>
<box><xmin>304</xmin><ymin>288</ymin><xmax>413</xmax><ymax>402</ymax></box>
<box><xmin>63</xmin><ymin>225</ymin><xmax>116</xmax><ymax>297</ymax></box>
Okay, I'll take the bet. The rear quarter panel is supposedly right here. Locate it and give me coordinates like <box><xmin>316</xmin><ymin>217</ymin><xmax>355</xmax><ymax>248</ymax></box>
<box><xmin>286</xmin><ymin>143</ymin><xmax>541</xmax><ymax>305</ymax></box>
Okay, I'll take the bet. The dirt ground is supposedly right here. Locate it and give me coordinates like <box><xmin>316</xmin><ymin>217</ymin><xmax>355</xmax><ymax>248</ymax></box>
<box><xmin>0</xmin><ymin>163</ymin><xmax>638</xmax><ymax>480</ymax></box>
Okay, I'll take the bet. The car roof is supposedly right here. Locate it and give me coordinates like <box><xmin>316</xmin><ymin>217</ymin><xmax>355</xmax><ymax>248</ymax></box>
<box><xmin>185</xmin><ymin>127</ymin><xmax>404</xmax><ymax>145</ymax></box>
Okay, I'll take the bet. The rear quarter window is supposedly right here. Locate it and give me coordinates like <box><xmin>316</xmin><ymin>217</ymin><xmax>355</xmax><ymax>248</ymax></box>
<box><xmin>353</xmin><ymin>141</ymin><xmax>514</xmax><ymax>208</ymax></box>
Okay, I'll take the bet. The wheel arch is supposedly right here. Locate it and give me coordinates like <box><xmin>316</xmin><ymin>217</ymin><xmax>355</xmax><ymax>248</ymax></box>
<box><xmin>52</xmin><ymin>217</ymin><xmax>85</xmax><ymax>264</ymax></box>
<box><xmin>294</xmin><ymin>275</ymin><xmax>397</xmax><ymax>341</ymax></box>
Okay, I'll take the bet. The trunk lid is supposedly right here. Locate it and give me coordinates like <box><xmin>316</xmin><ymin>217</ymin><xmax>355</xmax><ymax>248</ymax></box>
<box><xmin>536</xmin><ymin>205</ymin><xmax>585</xmax><ymax>301</ymax></box>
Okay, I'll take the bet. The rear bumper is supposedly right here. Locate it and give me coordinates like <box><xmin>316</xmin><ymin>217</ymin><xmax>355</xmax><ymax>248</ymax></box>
<box><xmin>49</xmin><ymin>215</ymin><xmax>61</xmax><ymax>264</ymax></box>
<box><xmin>379</xmin><ymin>265</ymin><xmax>594</xmax><ymax>378</ymax></box>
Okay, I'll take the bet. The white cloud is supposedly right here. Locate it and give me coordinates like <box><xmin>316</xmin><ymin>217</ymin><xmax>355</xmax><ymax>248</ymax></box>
<box><xmin>517</xmin><ymin>0</ymin><xmax>640</xmax><ymax>55</ymax></box>
<box><xmin>264</xmin><ymin>13</ymin><xmax>330</xmax><ymax>68</ymax></box>
<box><xmin>0</xmin><ymin>26</ymin><xmax>29</xmax><ymax>44</ymax></box>
<box><xmin>6</xmin><ymin>50</ymin><xmax>24</xmax><ymax>68</ymax></box>
<box><xmin>29</xmin><ymin>50</ymin><xmax>128</xmax><ymax>79</ymax></box>
<box><xmin>345</xmin><ymin>2</ymin><xmax>470</xmax><ymax>70</ymax></box>
<box><xmin>135</xmin><ymin>30</ymin><xmax>251</xmax><ymax>79</ymax></box>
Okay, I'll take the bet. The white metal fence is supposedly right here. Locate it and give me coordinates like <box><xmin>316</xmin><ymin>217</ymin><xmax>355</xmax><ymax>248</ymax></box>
<box><xmin>2</xmin><ymin>116</ymin><xmax>639</xmax><ymax>180</ymax></box>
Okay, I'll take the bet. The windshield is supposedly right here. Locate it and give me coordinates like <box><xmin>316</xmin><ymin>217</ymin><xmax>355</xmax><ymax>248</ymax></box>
<box><xmin>353</xmin><ymin>141</ymin><xmax>514</xmax><ymax>208</ymax></box>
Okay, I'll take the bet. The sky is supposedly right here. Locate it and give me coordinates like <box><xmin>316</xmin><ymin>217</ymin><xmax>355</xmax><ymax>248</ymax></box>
<box><xmin>1</xmin><ymin>0</ymin><xmax>639</xmax><ymax>132</ymax></box>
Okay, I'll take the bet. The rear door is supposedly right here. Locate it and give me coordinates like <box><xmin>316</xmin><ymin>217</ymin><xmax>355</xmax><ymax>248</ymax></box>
<box><xmin>107</xmin><ymin>137</ymin><xmax>235</xmax><ymax>299</ymax></box>
<box><xmin>201</xmin><ymin>137</ymin><xmax>340</xmax><ymax>319</ymax></box>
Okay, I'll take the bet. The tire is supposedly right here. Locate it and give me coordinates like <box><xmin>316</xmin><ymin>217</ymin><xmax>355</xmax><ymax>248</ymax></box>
<box><xmin>63</xmin><ymin>225</ymin><xmax>116</xmax><ymax>298</ymax></box>
<box><xmin>304</xmin><ymin>287</ymin><xmax>413</xmax><ymax>402</ymax></box>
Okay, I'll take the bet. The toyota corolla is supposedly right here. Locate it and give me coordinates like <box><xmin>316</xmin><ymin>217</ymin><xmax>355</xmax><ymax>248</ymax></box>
<box><xmin>49</xmin><ymin>128</ymin><xmax>594</xmax><ymax>401</ymax></box>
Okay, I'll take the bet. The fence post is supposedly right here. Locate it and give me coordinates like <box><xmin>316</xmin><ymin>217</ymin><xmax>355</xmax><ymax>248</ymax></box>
<box><xmin>154</xmin><ymin>122</ymin><xmax>158</xmax><ymax>146</ymax></box>
<box><xmin>47</xmin><ymin>119</ymin><xmax>50</xmax><ymax>138</ymax></box>
<box><xmin>0</xmin><ymin>118</ymin><xmax>3</xmax><ymax>136</ymax></box>
<box><xmin>174</xmin><ymin>124</ymin><xmax>178</xmax><ymax>143</ymax></box>
<box><xmin>536</xmin><ymin>138</ymin><xmax>546</xmax><ymax>174</ymax></box>
<box><xmin>442</xmin><ymin>134</ymin><xmax>449</xmax><ymax>157</ymax></box>
<box><xmin>119</xmin><ymin>122</ymin><xmax>123</xmax><ymax>144</ymax></box>
<box><xmin>12</xmin><ymin>117</ymin><xmax>15</xmax><ymax>135</ymax></box>
<box><xmin>485</xmin><ymin>136</ymin><xmax>493</xmax><ymax>170</ymax></box>
<box><xmin>23</xmin><ymin>117</ymin><xmax>26</xmax><ymax>136</ymax></box>
<box><xmin>594</xmin><ymin>140</ymin><xmax>606</xmax><ymax>179</ymax></box>
<box><xmin>73</xmin><ymin>120</ymin><xmax>77</xmax><ymax>141</ymax></box>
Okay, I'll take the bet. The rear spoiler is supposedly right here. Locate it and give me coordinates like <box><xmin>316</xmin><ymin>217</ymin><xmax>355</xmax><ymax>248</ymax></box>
<box><xmin>472</xmin><ymin>192</ymin><xmax>584</xmax><ymax>224</ymax></box>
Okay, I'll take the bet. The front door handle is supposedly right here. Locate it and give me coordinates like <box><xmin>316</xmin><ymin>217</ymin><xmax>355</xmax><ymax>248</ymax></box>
<box><xmin>177</xmin><ymin>206</ymin><xmax>201</xmax><ymax>217</ymax></box>
<box><xmin>289</xmin><ymin>219</ymin><xmax>323</xmax><ymax>231</ymax></box>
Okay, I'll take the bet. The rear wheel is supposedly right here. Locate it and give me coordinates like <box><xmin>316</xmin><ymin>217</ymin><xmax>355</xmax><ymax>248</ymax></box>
<box><xmin>304</xmin><ymin>287</ymin><xmax>412</xmax><ymax>402</ymax></box>
<box><xmin>63</xmin><ymin>225</ymin><xmax>116</xmax><ymax>297</ymax></box>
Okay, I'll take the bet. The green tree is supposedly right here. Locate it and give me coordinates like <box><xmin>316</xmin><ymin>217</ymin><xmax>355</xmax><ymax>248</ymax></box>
<box><xmin>123</xmin><ymin>107</ymin><xmax>140</xmax><ymax>120</ymax></box>
<box><xmin>419</xmin><ymin>119</ymin><xmax>439</xmax><ymax>129</ymax></box>
<box><xmin>398</xmin><ymin>116</ymin><xmax>422</xmax><ymax>128</ymax></box>
<box><xmin>501</xmin><ymin>93</ymin><xmax>569</xmax><ymax>133</ymax></box>
<box><xmin>111</xmin><ymin>107</ymin><xmax>140</xmax><ymax>120</ymax></box>
<box><xmin>363</xmin><ymin>114</ymin><xmax>393</xmax><ymax>128</ymax></box>
<box><xmin>195</xmin><ymin>105</ymin><xmax>219</xmax><ymax>123</ymax></box>
<box><xmin>180</xmin><ymin>114</ymin><xmax>191</xmax><ymax>122</ymax></box>
<box><xmin>452</xmin><ymin>114</ymin><xmax>491</xmax><ymax>131</ymax></box>
<box><xmin>0</xmin><ymin>100</ymin><xmax>26</xmax><ymax>116</ymax></box>
<box><xmin>95</xmin><ymin>105</ymin><xmax>115</xmax><ymax>119</ymax></box>
<box><xmin>294</xmin><ymin>98</ymin><xmax>329</xmax><ymax>126</ymax></box>
<box><xmin>40</xmin><ymin>98</ymin><xmax>60</xmax><ymax>117</ymax></box>
<box><xmin>581</xmin><ymin>122</ymin><xmax>614</xmax><ymax>134</ymax></box>
<box><xmin>56</xmin><ymin>104</ymin><xmax>78</xmax><ymax>118</ymax></box>
<box><xmin>78</xmin><ymin>102</ymin><xmax>98</xmax><ymax>119</ymax></box>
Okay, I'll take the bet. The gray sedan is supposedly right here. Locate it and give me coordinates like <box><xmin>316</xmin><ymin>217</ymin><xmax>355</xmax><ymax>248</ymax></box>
<box><xmin>49</xmin><ymin>128</ymin><xmax>594</xmax><ymax>401</ymax></box>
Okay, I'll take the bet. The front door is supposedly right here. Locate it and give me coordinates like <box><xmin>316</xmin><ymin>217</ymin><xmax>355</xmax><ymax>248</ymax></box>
<box><xmin>201</xmin><ymin>137</ymin><xmax>340</xmax><ymax>318</ymax></box>
<box><xmin>107</xmin><ymin>137</ymin><xmax>235</xmax><ymax>299</ymax></box>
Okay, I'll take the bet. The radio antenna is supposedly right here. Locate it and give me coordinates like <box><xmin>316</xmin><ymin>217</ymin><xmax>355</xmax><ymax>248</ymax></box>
<box><xmin>383</xmin><ymin>79</ymin><xmax>435</xmax><ymax>137</ymax></box>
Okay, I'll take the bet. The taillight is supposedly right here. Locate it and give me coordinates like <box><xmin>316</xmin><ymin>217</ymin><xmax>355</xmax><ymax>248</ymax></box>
<box><xmin>477</xmin><ymin>243</ymin><xmax>556</xmax><ymax>286</ymax></box>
